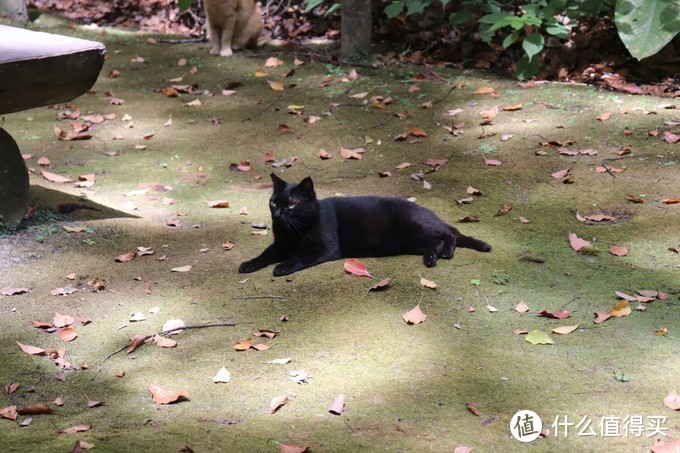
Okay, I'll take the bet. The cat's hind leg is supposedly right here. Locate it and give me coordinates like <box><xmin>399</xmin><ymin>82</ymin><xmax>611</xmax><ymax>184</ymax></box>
<box><xmin>439</xmin><ymin>231</ymin><xmax>457</xmax><ymax>260</ymax></box>
<box><xmin>207</xmin><ymin>22</ymin><xmax>223</xmax><ymax>55</ymax></box>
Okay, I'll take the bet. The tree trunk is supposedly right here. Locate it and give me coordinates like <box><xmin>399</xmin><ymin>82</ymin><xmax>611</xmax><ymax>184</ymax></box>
<box><xmin>0</xmin><ymin>0</ymin><xmax>28</xmax><ymax>21</ymax></box>
<box><xmin>340</xmin><ymin>0</ymin><xmax>372</xmax><ymax>58</ymax></box>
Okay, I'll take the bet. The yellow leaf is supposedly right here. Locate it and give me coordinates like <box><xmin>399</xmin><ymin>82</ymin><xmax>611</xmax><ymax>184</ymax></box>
<box><xmin>609</xmin><ymin>300</ymin><xmax>631</xmax><ymax>317</ymax></box>
<box><xmin>269</xmin><ymin>80</ymin><xmax>285</xmax><ymax>91</ymax></box>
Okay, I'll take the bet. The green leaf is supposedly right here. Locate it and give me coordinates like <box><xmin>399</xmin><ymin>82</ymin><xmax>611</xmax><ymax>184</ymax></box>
<box><xmin>515</xmin><ymin>54</ymin><xmax>541</xmax><ymax>80</ymax></box>
<box><xmin>479</xmin><ymin>12</ymin><xmax>512</xmax><ymax>25</ymax></box>
<box><xmin>470</xmin><ymin>279</ymin><xmax>481</xmax><ymax>286</ymax></box>
<box><xmin>324</xmin><ymin>2</ymin><xmax>341</xmax><ymax>15</ymax></box>
<box><xmin>615</xmin><ymin>0</ymin><xmax>680</xmax><ymax>60</ymax></box>
<box><xmin>450</xmin><ymin>11</ymin><xmax>472</xmax><ymax>25</ymax></box>
<box><xmin>305</xmin><ymin>0</ymin><xmax>326</xmax><ymax>12</ymax></box>
<box><xmin>384</xmin><ymin>1</ymin><xmax>404</xmax><ymax>18</ymax></box>
<box><xmin>406</xmin><ymin>0</ymin><xmax>427</xmax><ymax>16</ymax></box>
<box><xmin>178</xmin><ymin>0</ymin><xmax>193</xmax><ymax>12</ymax></box>
<box><xmin>525</xmin><ymin>330</ymin><xmax>554</xmax><ymax>345</ymax></box>
<box><xmin>502</xmin><ymin>30</ymin><xmax>521</xmax><ymax>48</ymax></box>
<box><xmin>522</xmin><ymin>32</ymin><xmax>545</xmax><ymax>60</ymax></box>
<box><xmin>545</xmin><ymin>18</ymin><xmax>570</xmax><ymax>38</ymax></box>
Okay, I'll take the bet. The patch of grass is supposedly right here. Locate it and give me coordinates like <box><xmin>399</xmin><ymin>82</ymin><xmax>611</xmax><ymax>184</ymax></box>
<box><xmin>23</xmin><ymin>209</ymin><xmax>70</xmax><ymax>242</ymax></box>
<box><xmin>491</xmin><ymin>270</ymin><xmax>510</xmax><ymax>285</ymax></box>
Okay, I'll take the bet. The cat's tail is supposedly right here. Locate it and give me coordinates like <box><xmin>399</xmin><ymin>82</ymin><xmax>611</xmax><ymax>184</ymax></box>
<box><xmin>453</xmin><ymin>228</ymin><xmax>492</xmax><ymax>252</ymax></box>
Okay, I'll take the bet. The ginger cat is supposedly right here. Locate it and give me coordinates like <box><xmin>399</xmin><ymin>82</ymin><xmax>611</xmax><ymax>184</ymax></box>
<box><xmin>204</xmin><ymin>0</ymin><xmax>262</xmax><ymax>57</ymax></box>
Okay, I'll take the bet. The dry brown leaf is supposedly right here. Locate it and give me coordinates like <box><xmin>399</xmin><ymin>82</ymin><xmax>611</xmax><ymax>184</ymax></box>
<box><xmin>514</xmin><ymin>301</ymin><xmax>529</xmax><ymax>313</ymax></box>
<box><xmin>663</xmin><ymin>390</ymin><xmax>680</xmax><ymax>410</ymax></box>
<box><xmin>340</xmin><ymin>147</ymin><xmax>364</xmax><ymax>160</ymax></box>
<box><xmin>403</xmin><ymin>304</ymin><xmax>427</xmax><ymax>325</ymax></box>
<box><xmin>16</xmin><ymin>342</ymin><xmax>45</xmax><ymax>356</ymax></box>
<box><xmin>317</xmin><ymin>149</ymin><xmax>332</xmax><ymax>159</ymax></box>
<box><xmin>269</xmin><ymin>80</ymin><xmax>285</xmax><ymax>91</ymax></box>
<box><xmin>596</xmin><ymin>112</ymin><xmax>612</xmax><ymax>121</ymax></box>
<box><xmin>0</xmin><ymin>406</ymin><xmax>18</xmax><ymax>420</ymax></box>
<box><xmin>329</xmin><ymin>394</ymin><xmax>345</xmax><ymax>415</ymax></box>
<box><xmin>59</xmin><ymin>328</ymin><xmax>77</xmax><ymax>342</ymax></box>
<box><xmin>18</xmin><ymin>404</ymin><xmax>53</xmax><ymax>415</ymax></box>
<box><xmin>344</xmin><ymin>259</ymin><xmax>373</xmax><ymax>278</ymax></box>
<box><xmin>59</xmin><ymin>424</ymin><xmax>91</xmax><ymax>435</ymax></box>
<box><xmin>420</xmin><ymin>276</ymin><xmax>437</xmax><ymax>289</ymax></box>
<box><xmin>368</xmin><ymin>278</ymin><xmax>391</xmax><ymax>292</ymax></box>
<box><xmin>552</xmin><ymin>324</ymin><xmax>579</xmax><ymax>335</ymax></box>
<box><xmin>551</xmin><ymin>167</ymin><xmax>572</xmax><ymax>179</ymax></box>
<box><xmin>609</xmin><ymin>300</ymin><xmax>631</xmax><ymax>317</ymax></box>
<box><xmin>473</xmin><ymin>87</ymin><xmax>496</xmax><ymax>95</ymax></box>
<box><xmin>171</xmin><ymin>265</ymin><xmax>193</xmax><ymax>272</ymax></box>
<box><xmin>41</xmin><ymin>169</ymin><xmax>71</xmax><ymax>183</ymax></box>
<box><xmin>269</xmin><ymin>395</ymin><xmax>288</xmax><ymax>413</ymax></box>
<box><xmin>609</xmin><ymin>244</ymin><xmax>629</xmax><ymax>256</ymax></box>
<box><xmin>1</xmin><ymin>286</ymin><xmax>29</xmax><ymax>296</ymax></box>
<box><xmin>149</xmin><ymin>384</ymin><xmax>188</xmax><ymax>404</ymax></box>
<box><xmin>153</xmin><ymin>335</ymin><xmax>178</xmax><ymax>348</ymax></box>
<box><xmin>568</xmin><ymin>233</ymin><xmax>591</xmax><ymax>251</ymax></box>
<box><xmin>234</xmin><ymin>338</ymin><xmax>252</xmax><ymax>351</ymax></box>
<box><xmin>593</xmin><ymin>311</ymin><xmax>612</xmax><ymax>324</ymax></box>
<box><xmin>115</xmin><ymin>252</ymin><xmax>135</xmax><ymax>263</ymax></box>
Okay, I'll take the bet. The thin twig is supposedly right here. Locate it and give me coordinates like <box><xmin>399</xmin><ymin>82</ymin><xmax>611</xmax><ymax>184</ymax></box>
<box><xmin>103</xmin><ymin>322</ymin><xmax>238</xmax><ymax>361</ymax></box>
<box><xmin>241</xmin><ymin>102</ymin><xmax>275</xmax><ymax>122</ymax></box>
<box><xmin>368</xmin><ymin>114</ymin><xmax>393</xmax><ymax>129</ymax></box>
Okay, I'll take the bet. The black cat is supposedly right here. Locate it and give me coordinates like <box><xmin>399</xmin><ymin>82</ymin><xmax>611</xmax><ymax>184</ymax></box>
<box><xmin>238</xmin><ymin>174</ymin><xmax>492</xmax><ymax>276</ymax></box>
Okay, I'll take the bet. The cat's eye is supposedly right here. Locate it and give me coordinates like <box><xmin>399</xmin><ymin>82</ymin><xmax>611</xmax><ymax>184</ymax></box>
<box><xmin>287</xmin><ymin>203</ymin><xmax>296</xmax><ymax>210</ymax></box>
<box><xmin>269</xmin><ymin>201</ymin><xmax>276</xmax><ymax>208</ymax></box>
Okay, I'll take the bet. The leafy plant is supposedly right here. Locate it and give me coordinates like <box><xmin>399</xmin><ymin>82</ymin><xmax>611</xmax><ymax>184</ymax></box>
<box><xmin>491</xmin><ymin>270</ymin><xmax>511</xmax><ymax>285</ymax></box>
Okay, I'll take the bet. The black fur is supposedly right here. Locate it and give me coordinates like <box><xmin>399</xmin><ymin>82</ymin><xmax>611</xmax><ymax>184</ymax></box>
<box><xmin>238</xmin><ymin>174</ymin><xmax>492</xmax><ymax>276</ymax></box>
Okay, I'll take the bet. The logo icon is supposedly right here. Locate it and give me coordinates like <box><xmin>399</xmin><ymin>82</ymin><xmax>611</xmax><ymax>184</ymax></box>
<box><xmin>510</xmin><ymin>410</ymin><xmax>542</xmax><ymax>442</ymax></box>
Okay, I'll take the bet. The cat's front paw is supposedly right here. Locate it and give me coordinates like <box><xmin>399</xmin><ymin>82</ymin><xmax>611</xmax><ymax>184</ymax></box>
<box><xmin>273</xmin><ymin>261</ymin><xmax>301</xmax><ymax>276</ymax></box>
<box><xmin>239</xmin><ymin>259</ymin><xmax>264</xmax><ymax>274</ymax></box>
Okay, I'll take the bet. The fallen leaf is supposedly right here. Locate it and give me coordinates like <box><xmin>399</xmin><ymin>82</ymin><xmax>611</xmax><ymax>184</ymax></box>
<box><xmin>87</xmin><ymin>399</ymin><xmax>104</xmax><ymax>408</ymax></box>
<box><xmin>368</xmin><ymin>278</ymin><xmax>391</xmax><ymax>292</ymax></box>
<box><xmin>252</xmin><ymin>343</ymin><xmax>271</xmax><ymax>351</ymax></box>
<box><xmin>568</xmin><ymin>233</ymin><xmax>591</xmax><ymax>251</ymax></box>
<box><xmin>484</xmin><ymin>157</ymin><xmax>502</xmax><ymax>166</ymax></box>
<box><xmin>609</xmin><ymin>300</ymin><xmax>631</xmax><ymax>317</ymax></box>
<box><xmin>269</xmin><ymin>395</ymin><xmax>288</xmax><ymax>413</ymax></box>
<box><xmin>474</xmin><ymin>87</ymin><xmax>496</xmax><ymax>94</ymax></box>
<box><xmin>419</xmin><ymin>276</ymin><xmax>437</xmax><ymax>289</ymax></box>
<box><xmin>465</xmin><ymin>402</ymin><xmax>481</xmax><ymax>415</ymax></box>
<box><xmin>551</xmin><ymin>168</ymin><xmax>572</xmax><ymax>179</ymax></box>
<box><xmin>254</xmin><ymin>329</ymin><xmax>278</xmax><ymax>339</ymax></box>
<box><xmin>171</xmin><ymin>265</ymin><xmax>193</xmax><ymax>273</ymax></box>
<box><xmin>663</xmin><ymin>390</ymin><xmax>680</xmax><ymax>410</ymax></box>
<box><xmin>317</xmin><ymin>149</ymin><xmax>332</xmax><ymax>159</ymax></box>
<box><xmin>517</xmin><ymin>216</ymin><xmax>530</xmax><ymax>224</ymax></box>
<box><xmin>59</xmin><ymin>328</ymin><xmax>77</xmax><ymax>342</ymax></box>
<box><xmin>663</xmin><ymin>198</ymin><xmax>680</xmax><ymax>205</ymax></box>
<box><xmin>59</xmin><ymin>424</ymin><xmax>91</xmax><ymax>435</ymax></box>
<box><xmin>538</xmin><ymin>309</ymin><xmax>571</xmax><ymax>319</ymax></box>
<box><xmin>552</xmin><ymin>324</ymin><xmax>579</xmax><ymax>335</ymax></box>
<box><xmin>149</xmin><ymin>384</ymin><xmax>188</xmax><ymax>404</ymax></box>
<box><xmin>184</xmin><ymin>98</ymin><xmax>201</xmax><ymax>106</ymax></box>
<box><xmin>593</xmin><ymin>311</ymin><xmax>612</xmax><ymax>324</ymax></box>
<box><xmin>596</xmin><ymin>112</ymin><xmax>612</xmax><ymax>121</ymax></box>
<box><xmin>16</xmin><ymin>342</ymin><xmax>45</xmax><ymax>356</ymax></box>
<box><xmin>609</xmin><ymin>245</ymin><xmax>629</xmax><ymax>256</ymax></box>
<box><xmin>153</xmin><ymin>336</ymin><xmax>177</xmax><ymax>348</ymax></box>
<box><xmin>459</xmin><ymin>215</ymin><xmax>479</xmax><ymax>222</ymax></box>
<box><xmin>208</xmin><ymin>200</ymin><xmax>230</xmax><ymax>208</ymax></box>
<box><xmin>525</xmin><ymin>330</ymin><xmax>554</xmax><ymax>345</ymax></box>
<box><xmin>503</xmin><ymin>103</ymin><xmax>523</xmax><ymax>111</ymax></box>
<box><xmin>115</xmin><ymin>252</ymin><xmax>135</xmax><ymax>263</ymax></box>
<box><xmin>466</xmin><ymin>186</ymin><xmax>483</xmax><ymax>196</ymax></box>
<box><xmin>162</xmin><ymin>319</ymin><xmax>186</xmax><ymax>334</ymax></box>
<box><xmin>18</xmin><ymin>404</ymin><xmax>52</xmax><ymax>415</ymax></box>
<box><xmin>396</xmin><ymin>162</ymin><xmax>412</xmax><ymax>169</ymax></box>
<box><xmin>343</xmin><ymin>259</ymin><xmax>373</xmax><ymax>278</ymax></box>
<box><xmin>234</xmin><ymin>338</ymin><xmax>252</xmax><ymax>351</ymax></box>
<box><xmin>41</xmin><ymin>169</ymin><xmax>71</xmax><ymax>183</ymax></box>
<box><xmin>0</xmin><ymin>406</ymin><xmax>18</xmax><ymax>420</ymax></box>
<box><xmin>269</xmin><ymin>80</ymin><xmax>285</xmax><ymax>91</ymax></box>
<box><xmin>340</xmin><ymin>147</ymin><xmax>364</xmax><ymax>160</ymax></box>
<box><xmin>213</xmin><ymin>366</ymin><xmax>231</xmax><ymax>383</ymax></box>
<box><xmin>267</xmin><ymin>358</ymin><xmax>292</xmax><ymax>365</ymax></box>
<box><xmin>626</xmin><ymin>193</ymin><xmax>645</xmax><ymax>203</ymax></box>
<box><xmin>50</xmin><ymin>287</ymin><xmax>77</xmax><ymax>296</ymax></box>
<box><xmin>515</xmin><ymin>301</ymin><xmax>529</xmax><ymax>313</ymax></box>
<box><xmin>329</xmin><ymin>394</ymin><xmax>345</xmax><ymax>415</ymax></box>
<box><xmin>663</xmin><ymin>131</ymin><xmax>680</xmax><ymax>144</ymax></box>
<box><xmin>264</xmin><ymin>57</ymin><xmax>284</xmax><ymax>67</ymax></box>
<box><xmin>280</xmin><ymin>444</ymin><xmax>309</xmax><ymax>453</ymax></box>
<box><xmin>1</xmin><ymin>287</ymin><xmax>29</xmax><ymax>296</ymax></box>
<box><xmin>403</xmin><ymin>304</ymin><xmax>427</xmax><ymax>325</ymax></box>
<box><xmin>54</xmin><ymin>396</ymin><xmax>64</xmax><ymax>406</ymax></box>
<box><xmin>486</xmin><ymin>305</ymin><xmax>498</xmax><ymax>313</ymax></box>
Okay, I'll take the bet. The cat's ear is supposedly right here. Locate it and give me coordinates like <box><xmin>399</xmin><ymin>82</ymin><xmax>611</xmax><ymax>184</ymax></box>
<box><xmin>296</xmin><ymin>176</ymin><xmax>315</xmax><ymax>198</ymax></box>
<box><xmin>270</xmin><ymin>173</ymin><xmax>287</xmax><ymax>192</ymax></box>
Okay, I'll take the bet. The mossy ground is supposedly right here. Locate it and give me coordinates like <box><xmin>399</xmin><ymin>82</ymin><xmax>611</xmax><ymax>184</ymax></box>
<box><xmin>0</xmin><ymin>15</ymin><xmax>678</xmax><ymax>452</ymax></box>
